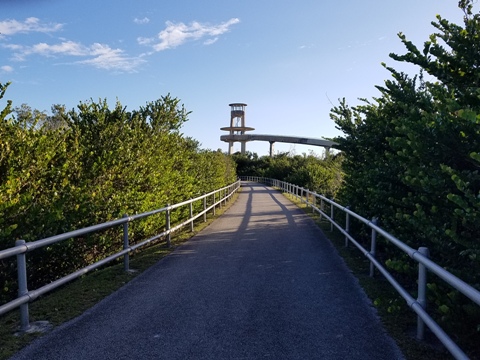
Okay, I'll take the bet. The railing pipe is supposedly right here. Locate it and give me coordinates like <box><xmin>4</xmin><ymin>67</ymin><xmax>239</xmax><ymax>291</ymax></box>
<box><xmin>238</xmin><ymin>176</ymin><xmax>477</xmax><ymax>359</ymax></box>
<box><xmin>122</xmin><ymin>214</ymin><xmax>129</xmax><ymax>272</ymax></box>
<box><xmin>417</xmin><ymin>247</ymin><xmax>430</xmax><ymax>340</ymax></box>
<box><xmin>166</xmin><ymin>204</ymin><xmax>171</xmax><ymax>247</ymax></box>
<box><xmin>203</xmin><ymin>194</ymin><xmax>207</xmax><ymax>222</ymax></box>
<box><xmin>16</xmin><ymin>240</ymin><xmax>30</xmax><ymax>332</ymax></box>
<box><xmin>213</xmin><ymin>193</ymin><xmax>216</xmax><ymax>215</ymax></box>
<box><xmin>189</xmin><ymin>200</ymin><xmax>194</xmax><ymax>232</ymax></box>
<box><xmin>369</xmin><ymin>218</ymin><xmax>378</xmax><ymax>277</ymax></box>
<box><xmin>330</xmin><ymin>199</ymin><xmax>334</xmax><ymax>232</ymax></box>
<box><xmin>1</xmin><ymin>181</ymin><xmax>242</xmax><ymax>324</ymax></box>
<box><xmin>345</xmin><ymin>206</ymin><xmax>350</xmax><ymax>247</ymax></box>
<box><xmin>320</xmin><ymin>196</ymin><xmax>324</xmax><ymax>221</ymax></box>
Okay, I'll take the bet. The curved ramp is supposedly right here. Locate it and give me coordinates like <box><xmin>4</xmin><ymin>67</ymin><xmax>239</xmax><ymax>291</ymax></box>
<box><xmin>220</xmin><ymin>134</ymin><xmax>337</xmax><ymax>156</ymax></box>
<box><xmin>11</xmin><ymin>182</ymin><xmax>403</xmax><ymax>360</ymax></box>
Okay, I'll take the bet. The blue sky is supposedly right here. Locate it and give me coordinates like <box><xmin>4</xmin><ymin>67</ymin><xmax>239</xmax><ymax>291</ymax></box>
<box><xmin>0</xmin><ymin>0</ymin><xmax>469</xmax><ymax>156</ymax></box>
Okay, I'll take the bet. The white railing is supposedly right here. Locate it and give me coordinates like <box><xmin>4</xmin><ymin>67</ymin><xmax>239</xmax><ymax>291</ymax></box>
<box><xmin>0</xmin><ymin>180</ymin><xmax>241</xmax><ymax>332</ymax></box>
<box><xmin>241</xmin><ymin>176</ymin><xmax>480</xmax><ymax>360</ymax></box>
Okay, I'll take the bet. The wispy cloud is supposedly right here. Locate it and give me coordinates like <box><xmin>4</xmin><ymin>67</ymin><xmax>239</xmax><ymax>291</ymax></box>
<box><xmin>138</xmin><ymin>18</ymin><xmax>240</xmax><ymax>51</ymax></box>
<box><xmin>4</xmin><ymin>40</ymin><xmax>144</xmax><ymax>72</ymax></box>
<box><xmin>0</xmin><ymin>17</ymin><xmax>63</xmax><ymax>36</ymax></box>
<box><xmin>204</xmin><ymin>38</ymin><xmax>218</xmax><ymax>46</ymax></box>
<box><xmin>134</xmin><ymin>17</ymin><xmax>150</xmax><ymax>25</ymax></box>
<box><xmin>78</xmin><ymin>43</ymin><xmax>145</xmax><ymax>72</ymax></box>
<box><xmin>0</xmin><ymin>16</ymin><xmax>239</xmax><ymax>72</ymax></box>
<box><xmin>299</xmin><ymin>43</ymin><xmax>315</xmax><ymax>50</ymax></box>
<box><xmin>1</xmin><ymin>65</ymin><xmax>14</xmax><ymax>73</ymax></box>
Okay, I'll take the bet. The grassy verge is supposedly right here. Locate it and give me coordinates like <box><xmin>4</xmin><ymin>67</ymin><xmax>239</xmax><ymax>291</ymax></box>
<box><xmin>282</xmin><ymin>192</ymin><xmax>453</xmax><ymax>360</ymax></box>
<box><xmin>0</xmin><ymin>192</ymin><xmax>239</xmax><ymax>360</ymax></box>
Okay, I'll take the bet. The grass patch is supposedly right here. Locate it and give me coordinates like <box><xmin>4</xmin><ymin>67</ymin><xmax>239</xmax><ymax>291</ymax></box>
<box><xmin>0</xmin><ymin>192</ymin><xmax>239</xmax><ymax>360</ymax></box>
<box><xmin>282</xmin><ymin>192</ymin><xmax>453</xmax><ymax>360</ymax></box>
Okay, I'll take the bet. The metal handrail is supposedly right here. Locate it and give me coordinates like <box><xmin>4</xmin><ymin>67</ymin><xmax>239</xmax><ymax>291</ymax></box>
<box><xmin>0</xmin><ymin>180</ymin><xmax>241</xmax><ymax>331</ymax></box>
<box><xmin>242</xmin><ymin>176</ymin><xmax>479</xmax><ymax>360</ymax></box>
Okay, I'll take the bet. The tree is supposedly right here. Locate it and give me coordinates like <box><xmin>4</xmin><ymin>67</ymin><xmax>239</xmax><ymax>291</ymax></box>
<box><xmin>13</xmin><ymin>103</ymin><xmax>47</xmax><ymax>129</ymax></box>
<box><xmin>0</xmin><ymin>88</ymin><xmax>237</xmax><ymax>303</ymax></box>
<box><xmin>330</xmin><ymin>1</ymin><xmax>480</xmax><ymax>349</ymax></box>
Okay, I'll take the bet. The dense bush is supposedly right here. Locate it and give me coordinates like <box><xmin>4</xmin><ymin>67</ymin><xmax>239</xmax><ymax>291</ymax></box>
<box><xmin>330</xmin><ymin>1</ymin><xmax>479</xmax><ymax>352</ymax></box>
<box><xmin>0</xmin><ymin>83</ymin><xmax>236</xmax><ymax>300</ymax></box>
<box><xmin>233</xmin><ymin>151</ymin><xmax>343</xmax><ymax>198</ymax></box>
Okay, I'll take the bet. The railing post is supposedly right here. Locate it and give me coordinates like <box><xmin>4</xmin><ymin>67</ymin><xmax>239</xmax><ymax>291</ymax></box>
<box><xmin>369</xmin><ymin>218</ymin><xmax>378</xmax><ymax>277</ymax></box>
<box><xmin>320</xmin><ymin>197</ymin><xmax>324</xmax><ymax>221</ymax></box>
<box><xmin>203</xmin><ymin>194</ymin><xmax>207</xmax><ymax>222</ymax></box>
<box><xmin>166</xmin><ymin>204</ymin><xmax>171</xmax><ymax>247</ymax></box>
<box><xmin>16</xmin><ymin>239</ymin><xmax>30</xmax><ymax>332</ymax></box>
<box><xmin>122</xmin><ymin>214</ymin><xmax>129</xmax><ymax>272</ymax></box>
<box><xmin>213</xmin><ymin>193</ymin><xmax>216</xmax><ymax>216</ymax></box>
<box><xmin>330</xmin><ymin>200</ymin><xmax>334</xmax><ymax>232</ymax></box>
<box><xmin>190</xmin><ymin>200</ymin><xmax>194</xmax><ymax>232</ymax></box>
<box><xmin>417</xmin><ymin>247</ymin><xmax>430</xmax><ymax>340</ymax></box>
<box><xmin>345</xmin><ymin>206</ymin><xmax>350</xmax><ymax>247</ymax></box>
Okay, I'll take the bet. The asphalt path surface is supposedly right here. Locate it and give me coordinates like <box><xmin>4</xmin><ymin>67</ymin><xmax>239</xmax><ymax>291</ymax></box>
<box><xmin>11</xmin><ymin>182</ymin><xmax>404</xmax><ymax>360</ymax></box>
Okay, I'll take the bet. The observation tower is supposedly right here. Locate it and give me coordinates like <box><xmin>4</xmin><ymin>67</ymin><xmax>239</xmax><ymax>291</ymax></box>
<box><xmin>220</xmin><ymin>103</ymin><xmax>255</xmax><ymax>155</ymax></box>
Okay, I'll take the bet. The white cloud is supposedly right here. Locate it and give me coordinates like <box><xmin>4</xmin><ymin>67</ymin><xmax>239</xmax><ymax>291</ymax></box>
<box><xmin>299</xmin><ymin>44</ymin><xmax>316</xmax><ymax>50</ymax></box>
<box><xmin>78</xmin><ymin>43</ymin><xmax>145</xmax><ymax>72</ymax></box>
<box><xmin>204</xmin><ymin>38</ymin><xmax>218</xmax><ymax>46</ymax></box>
<box><xmin>140</xmin><ymin>18</ymin><xmax>240</xmax><ymax>51</ymax></box>
<box><xmin>134</xmin><ymin>17</ymin><xmax>150</xmax><ymax>25</ymax></box>
<box><xmin>3</xmin><ymin>40</ymin><xmax>87</xmax><ymax>61</ymax></box>
<box><xmin>1</xmin><ymin>65</ymin><xmax>13</xmax><ymax>73</ymax></box>
<box><xmin>5</xmin><ymin>40</ymin><xmax>144</xmax><ymax>72</ymax></box>
<box><xmin>0</xmin><ymin>16</ymin><xmax>239</xmax><ymax>72</ymax></box>
<box><xmin>32</xmin><ymin>40</ymin><xmax>87</xmax><ymax>56</ymax></box>
<box><xmin>0</xmin><ymin>17</ymin><xmax>63</xmax><ymax>36</ymax></box>
<box><xmin>137</xmin><ymin>36</ymin><xmax>153</xmax><ymax>46</ymax></box>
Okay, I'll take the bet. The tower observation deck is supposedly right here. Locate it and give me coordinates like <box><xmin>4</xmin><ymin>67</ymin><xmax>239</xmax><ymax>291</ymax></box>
<box><xmin>220</xmin><ymin>102</ymin><xmax>338</xmax><ymax>156</ymax></box>
<box><xmin>220</xmin><ymin>103</ymin><xmax>254</xmax><ymax>155</ymax></box>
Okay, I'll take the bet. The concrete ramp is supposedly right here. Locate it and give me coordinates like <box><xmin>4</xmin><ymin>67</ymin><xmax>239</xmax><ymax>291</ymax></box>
<box><xmin>11</xmin><ymin>182</ymin><xmax>403</xmax><ymax>360</ymax></box>
<box><xmin>220</xmin><ymin>134</ymin><xmax>337</xmax><ymax>156</ymax></box>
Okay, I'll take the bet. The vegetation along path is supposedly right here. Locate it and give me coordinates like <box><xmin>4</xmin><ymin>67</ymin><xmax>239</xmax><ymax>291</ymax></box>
<box><xmin>11</xmin><ymin>182</ymin><xmax>404</xmax><ymax>360</ymax></box>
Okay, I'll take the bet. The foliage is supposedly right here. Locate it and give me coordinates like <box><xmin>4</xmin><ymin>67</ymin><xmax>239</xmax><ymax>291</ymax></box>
<box><xmin>233</xmin><ymin>151</ymin><xmax>344</xmax><ymax>198</ymax></box>
<box><xmin>0</xmin><ymin>86</ymin><xmax>236</xmax><ymax>302</ymax></box>
<box><xmin>330</xmin><ymin>1</ymin><xmax>479</xmax><ymax>354</ymax></box>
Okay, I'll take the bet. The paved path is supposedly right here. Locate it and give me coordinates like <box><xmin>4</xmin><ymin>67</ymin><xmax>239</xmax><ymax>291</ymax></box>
<box><xmin>11</xmin><ymin>182</ymin><xmax>403</xmax><ymax>360</ymax></box>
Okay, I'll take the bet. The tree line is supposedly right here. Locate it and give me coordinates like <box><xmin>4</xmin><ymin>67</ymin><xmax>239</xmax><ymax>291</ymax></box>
<box><xmin>233</xmin><ymin>151</ymin><xmax>344</xmax><ymax>199</ymax></box>
<box><xmin>0</xmin><ymin>85</ymin><xmax>236</xmax><ymax>301</ymax></box>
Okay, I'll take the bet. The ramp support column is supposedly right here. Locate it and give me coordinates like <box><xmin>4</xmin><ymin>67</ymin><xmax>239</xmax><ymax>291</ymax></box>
<box><xmin>269</xmin><ymin>141</ymin><xmax>275</xmax><ymax>157</ymax></box>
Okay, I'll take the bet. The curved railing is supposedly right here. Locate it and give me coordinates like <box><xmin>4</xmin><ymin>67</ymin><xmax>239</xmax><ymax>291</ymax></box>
<box><xmin>0</xmin><ymin>180</ymin><xmax>241</xmax><ymax>332</ymax></box>
<box><xmin>242</xmin><ymin>176</ymin><xmax>480</xmax><ymax>360</ymax></box>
